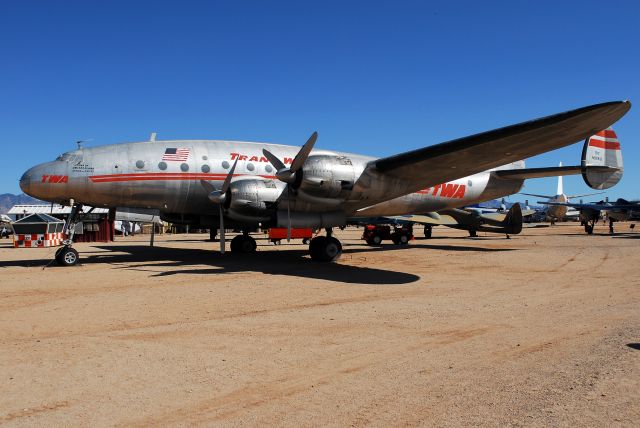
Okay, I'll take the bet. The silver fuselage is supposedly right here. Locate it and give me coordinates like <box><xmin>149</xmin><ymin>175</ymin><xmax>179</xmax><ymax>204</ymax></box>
<box><xmin>20</xmin><ymin>139</ymin><xmax>525</xmax><ymax>227</ymax></box>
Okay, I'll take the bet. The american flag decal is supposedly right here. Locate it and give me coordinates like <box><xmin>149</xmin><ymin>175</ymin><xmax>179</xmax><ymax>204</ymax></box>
<box><xmin>162</xmin><ymin>148</ymin><xmax>190</xmax><ymax>161</ymax></box>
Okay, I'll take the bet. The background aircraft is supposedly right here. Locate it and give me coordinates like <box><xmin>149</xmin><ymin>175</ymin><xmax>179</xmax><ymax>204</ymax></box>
<box><xmin>379</xmin><ymin>202</ymin><xmax>524</xmax><ymax>238</ymax></box>
<box><xmin>542</xmin><ymin>198</ymin><xmax>640</xmax><ymax>234</ymax></box>
<box><xmin>19</xmin><ymin>101</ymin><xmax>630</xmax><ymax>264</ymax></box>
<box><xmin>521</xmin><ymin>162</ymin><xmax>605</xmax><ymax>223</ymax></box>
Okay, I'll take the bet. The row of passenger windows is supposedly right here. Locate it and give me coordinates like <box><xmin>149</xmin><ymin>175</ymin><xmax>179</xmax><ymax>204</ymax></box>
<box><xmin>147</xmin><ymin>161</ymin><xmax>273</xmax><ymax>173</ymax></box>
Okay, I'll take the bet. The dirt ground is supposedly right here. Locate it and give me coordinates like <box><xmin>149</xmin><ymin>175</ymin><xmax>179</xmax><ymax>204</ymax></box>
<box><xmin>0</xmin><ymin>223</ymin><xmax>638</xmax><ymax>427</ymax></box>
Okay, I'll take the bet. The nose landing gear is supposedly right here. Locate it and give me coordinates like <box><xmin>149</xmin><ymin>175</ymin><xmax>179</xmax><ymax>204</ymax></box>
<box><xmin>54</xmin><ymin>202</ymin><xmax>93</xmax><ymax>267</ymax></box>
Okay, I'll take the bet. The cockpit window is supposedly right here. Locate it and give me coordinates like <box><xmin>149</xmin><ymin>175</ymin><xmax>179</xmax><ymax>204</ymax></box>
<box><xmin>56</xmin><ymin>152</ymin><xmax>83</xmax><ymax>164</ymax></box>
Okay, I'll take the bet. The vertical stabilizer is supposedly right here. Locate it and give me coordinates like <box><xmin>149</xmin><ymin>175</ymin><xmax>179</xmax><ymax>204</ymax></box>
<box><xmin>556</xmin><ymin>162</ymin><xmax>563</xmax><ymax>196</ymax></box>
<box><xmin>581</xmin><ymin>127</ymin><xmax>623</xmax><ymax>189</ymax></box>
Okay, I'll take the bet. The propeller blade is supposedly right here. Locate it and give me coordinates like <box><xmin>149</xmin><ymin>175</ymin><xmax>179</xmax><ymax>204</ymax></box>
<box><xmin>219</xmin><ymin>204</ymin><xmax>225</xmax><ymax>254</ymax></box>
<box><xmin>221</xmin><ymin>158</ymin><xmax>239</xmax><ymax>193</ymax></box>
<box><xmin>290</xmin><ymin>132</ymin><xmax>317</xmax><ymax>172</ymax></box>
<box><xmin>262</xmin><ymin>149</ymin><xmax>286</xmax><ymax>171</ymax></box>
<box><xmin>287</xmin><ymin>191</ymin><xmax>291</xmax><ymax>242</ymax></box>
<box><xmin>200</xmin><ymin>179</ymin><xmax>215</xmax><ymax>193</ymax></box>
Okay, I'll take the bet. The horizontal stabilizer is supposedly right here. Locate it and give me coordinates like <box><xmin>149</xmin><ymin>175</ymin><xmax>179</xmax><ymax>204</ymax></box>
<box><xmin>494</xmin><ymin>165</ymin><xmax>617</xmax><ymax>180</ymax></box>
<box><xmin>520</xmin><ymin>192</ymin><xmax>554</xmax><ymax>199</ymax></box>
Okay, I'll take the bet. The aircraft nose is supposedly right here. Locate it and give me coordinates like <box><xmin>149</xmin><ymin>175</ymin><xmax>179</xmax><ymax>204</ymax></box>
<box><xmin>19</xmin><ymin>167</ymin><xmax>35</xmax><ymax>195</ymax></box>
<box><xmin>19</xmin><ymin>161</ymin><xmax>68</xmax><ymax>201</ymax></box>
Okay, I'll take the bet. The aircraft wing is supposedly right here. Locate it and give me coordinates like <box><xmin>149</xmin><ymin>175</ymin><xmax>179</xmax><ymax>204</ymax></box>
<box><xmin>348</xmin><ymin>101</ymin><xmax>630</xmax><ymax>211</ymax></box>
<box><xmin>392</xmin><ymin>214</ymin><xmax>458</xmax><ymax>226</ymax></box>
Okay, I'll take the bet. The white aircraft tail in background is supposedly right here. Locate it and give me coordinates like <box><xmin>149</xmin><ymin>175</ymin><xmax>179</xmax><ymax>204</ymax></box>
<box><xmin>520</xmin><ymin>126</ymin><xmax>624</xmax><ymax>223</ymax></box>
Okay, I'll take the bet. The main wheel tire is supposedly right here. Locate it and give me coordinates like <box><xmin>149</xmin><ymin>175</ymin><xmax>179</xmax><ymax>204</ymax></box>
<box><xmin>241</xmin><ymin>236</ymin><xmax>257</xmax><ymax>253</ymax></box>
<box><xmin>424</xmin><ymin>226</ymin><xmax>432</xmax><ymax>239</ymax></box>
<box><xmin>309</xmin><ymin>236</ymin><xmax>342</xmax><ymax>262</ymax></box>
<box><xmin>315</xmin><ymin>236</ymin><xmax>342</xmax><ymax>262</ymax></box>
<box><xmin>371</xmin><ymin>234</ymin><xmax>382</xmax><ymax>245</ymax></box>
<box><xmin>309</xmin><ymin>236</ymin><xmax>326</xmax><ymax>260</ymax></box>
<box><xmin>57</xmin><ymin>247</ymin><xmax>79</xmax><ymax>266</ymax></box>
<box><xmin>398</xmin><ymin>234</ymin><xmax>409</xmax><ymax>245</ymax></box>
<box><xmin>468</xmin><ymin>230</ymin><xmax>478</xmax><ymax>237</ymax></box>
<box><xmin>231</xmin><ymin>235</ymin><xmax>256</xmax><ymax>253</ymax></box>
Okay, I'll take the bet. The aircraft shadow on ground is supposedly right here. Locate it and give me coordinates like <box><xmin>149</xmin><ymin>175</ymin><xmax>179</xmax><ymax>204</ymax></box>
<box><xmin>0</xmin><ymin>245</ymin><xmax>421</xmax><ymax>285</ymax></box>
<box><xmin>611</xmin><ymin>233</ymin><xmax>640</xmax><ymax>240</ymax></box>
<box><xmin>0</xmin><ymin>238</ymin><xmax>520</xmax><ymax>284</ymax></box>
<box><xmin>342</xmin><ymin>242</ymin><xmax>516</xmax><ymax>253</ymax></box>
<box><xmin>550</xmin><ymin>232</ymin><xmax>639</xmax><ymax>239</ymax></box>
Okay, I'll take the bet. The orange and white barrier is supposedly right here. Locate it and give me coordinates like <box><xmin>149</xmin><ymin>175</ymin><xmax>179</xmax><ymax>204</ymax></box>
<box><xmin>13</xmin><ymin>233</ymin><xmax>65</xmax><ymax>248</ymax></box>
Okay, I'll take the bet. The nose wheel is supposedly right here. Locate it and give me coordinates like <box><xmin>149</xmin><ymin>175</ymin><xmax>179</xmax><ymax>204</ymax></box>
<box><xmin>55</xmin><ymin>246</ymin><xmax>79</xmax><ymax>266</ymax></box>
<box><xmin>309</xmin><ymin>235</ymin><xmax>342</xmax><ymax>262</ymax></box>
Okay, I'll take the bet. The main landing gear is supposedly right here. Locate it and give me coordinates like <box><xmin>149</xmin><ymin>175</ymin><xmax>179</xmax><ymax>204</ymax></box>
<box><xmin>230</xmin><ymin>232</ymin><xmax>257</xmax><ymax>254</ymax></box>
<box><xmin>309</xmin><ymin>229</ymin><xmax>342</xmax><ymax>262</ymax></box>
<box><xmin>584</xmin><ymin>219</ymin><xmax>596</xmax><ymax>235</ymax></box>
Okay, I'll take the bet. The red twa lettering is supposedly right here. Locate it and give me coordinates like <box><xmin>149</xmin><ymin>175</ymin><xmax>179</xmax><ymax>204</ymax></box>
<box><xmin>42</xmin><ymin>175</ymin><xmax>68</xmax><ymax>184</ymax></box>
<box><xmin>453</xmin><ymin>184</ymin><xmax>466</xmax><ymax>198</ymax></box>
<box><xmin>439</xmin><ymin>183</ymin><xmax>458</xmax><ymax>198</ymax></box>
<box><xmin>284</xmin><ymin>157</ymin><xmax>293</xmax><ymax>165</ymax></box>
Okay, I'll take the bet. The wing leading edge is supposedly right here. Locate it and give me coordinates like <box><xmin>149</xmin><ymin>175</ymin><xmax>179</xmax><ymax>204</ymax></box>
<box><xmin>347</xmin><ymin>101</ymin><xmax>630</xmax><ymax>211</ymax></box>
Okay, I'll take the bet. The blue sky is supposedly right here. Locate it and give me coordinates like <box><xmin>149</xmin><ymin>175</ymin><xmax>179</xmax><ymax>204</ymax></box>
<box><xmin>1</xmin><ymin>1</ymin><xmax>639</xmax><ymax>201</ymax></box>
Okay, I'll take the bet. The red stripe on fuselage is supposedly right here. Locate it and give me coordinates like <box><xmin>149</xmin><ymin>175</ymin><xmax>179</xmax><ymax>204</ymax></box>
<box><xmin>89</xmin><ymin>173</ymin><xmax>277</xmax><ymax>182</ymax></box>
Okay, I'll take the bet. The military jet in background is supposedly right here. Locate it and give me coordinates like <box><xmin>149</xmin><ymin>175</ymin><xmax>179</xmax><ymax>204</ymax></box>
<box><xmin>19</xmin><ymin>101</ymin><xmax>630</xmax><ymax>265</ymax></box>
<box><xmin>542</xmin><ymin>198</ymin><xmax>640</xmax><ymax>234</ymax></box>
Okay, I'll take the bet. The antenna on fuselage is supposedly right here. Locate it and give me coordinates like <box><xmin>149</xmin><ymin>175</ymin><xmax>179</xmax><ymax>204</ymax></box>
<box><xmin>76</xmin><ymin>139</ymin><xmax>92</xmax><ymax>149</ymax></box>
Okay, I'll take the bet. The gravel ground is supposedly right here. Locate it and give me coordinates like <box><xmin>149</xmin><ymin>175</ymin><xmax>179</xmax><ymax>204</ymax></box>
<box><xmin>0</xmin><ymin>223</ymin><xmax>638</xmax><ymax>426</ymax></box>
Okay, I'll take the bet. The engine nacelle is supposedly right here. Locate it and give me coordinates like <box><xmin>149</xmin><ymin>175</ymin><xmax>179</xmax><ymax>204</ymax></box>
<box><xmin>298</xmin><ymin>155</ymin><xmax>355</xmax><ymax>202</ymax></box>
<box><xmin>227</xmin><ymin>178</ymin><xmax>283</xmax><ymax>222</ymax></box>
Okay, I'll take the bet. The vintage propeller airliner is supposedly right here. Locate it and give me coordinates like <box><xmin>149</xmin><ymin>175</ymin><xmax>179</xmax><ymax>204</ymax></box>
<box><xmin>20</xmin><ymin>101</ymin><xmax>630</xmax><ymax>265</ymax></box>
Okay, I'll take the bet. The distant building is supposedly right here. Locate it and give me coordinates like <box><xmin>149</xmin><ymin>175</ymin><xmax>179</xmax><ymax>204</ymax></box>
<box><xmin>8</xmin><ymin>204</ymin><xmax>114</xmax><ymax>242</ymax></box>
